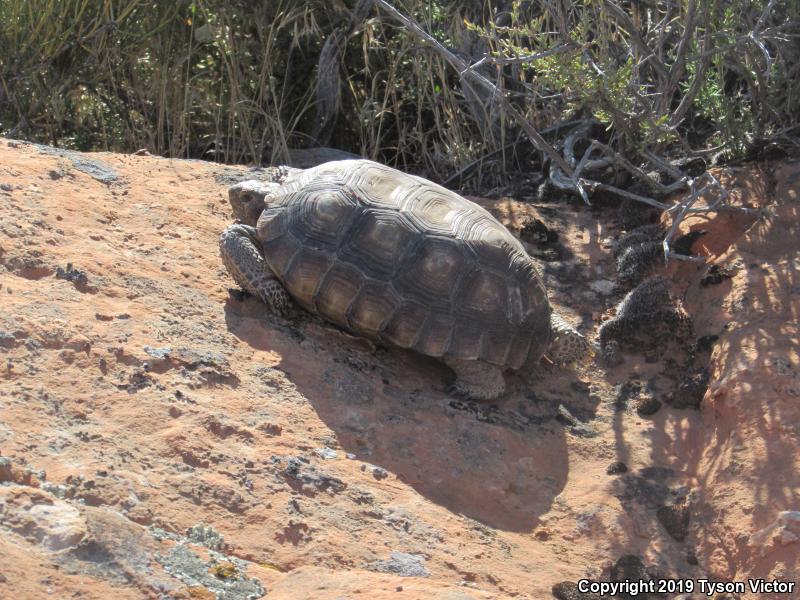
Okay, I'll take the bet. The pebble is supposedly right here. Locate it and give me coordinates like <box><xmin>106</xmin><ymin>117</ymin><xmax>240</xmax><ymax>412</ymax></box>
<box><xmin>606</xmin><ymin>461</ymin><xmax>628</xmax><ymax>475</ymax></box>
<box><xmin>589</xmin><ymin>279</ymin><xmax>616</xmax><ymax>295</ymax></box>
<box><xmin>315</xmin><ymin>447</ymin><xmax>338</xmax><ymax>460</ymax></box>
<box><xmin>636</xmin><ymin>396</ymin><xmax>662</xmax><ymax>416</ymax></box>
<box><xmin>368</xmin><ymin>552</ymin><xmax>429</xmax><ymax>577</ymax></box>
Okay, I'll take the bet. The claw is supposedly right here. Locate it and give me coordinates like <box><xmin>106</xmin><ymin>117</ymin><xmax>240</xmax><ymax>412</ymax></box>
<box><xmin>446</xmin><ymin>384</ymin><xmax>491</xmax><ymax>403</ymax></box>
<box><xmin>446</xmin><ymin>384</ymin><xmax>470</xmax><ymax>400</ymax></box>
<box><xmin>446</xmin><ymin>384</ymin><xmax>461</xmax><ymax>396</ymax></box>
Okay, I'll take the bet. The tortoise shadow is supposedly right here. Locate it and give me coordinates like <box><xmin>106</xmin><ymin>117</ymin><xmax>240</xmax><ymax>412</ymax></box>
<box><xmin>224</xmin><ymin>296</ymin><xmax>572</xmax><ymax>533</ymax></box>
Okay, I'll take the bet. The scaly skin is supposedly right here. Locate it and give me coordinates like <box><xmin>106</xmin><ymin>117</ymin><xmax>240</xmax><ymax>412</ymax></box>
<box><xmin>547</xmin><ymin>313</ymin><xmax>593</xmax><ymax>366</ymax></box>
<box><xmin>597</xmin><ymin>275</ymin><xmax>691</xmax><ymax>365</ymax></box>
<box><xmin>219</xmin><ymin>224</ymin><xmax>291</xmax><ymax>316</ymax></box>
<box><xmin>444</xmin><ymin>357</ymin><xmax>506</xmax><ymax>401</ymax></box>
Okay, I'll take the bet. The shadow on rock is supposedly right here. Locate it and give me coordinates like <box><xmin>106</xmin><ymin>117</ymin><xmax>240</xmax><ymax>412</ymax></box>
<box><xmin>224</xmin><ymin>296</ymin><xmax>570</xmax><ymax>533</ymax></box>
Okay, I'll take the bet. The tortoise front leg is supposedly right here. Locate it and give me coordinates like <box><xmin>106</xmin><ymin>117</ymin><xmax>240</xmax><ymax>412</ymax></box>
<box><xmin>547</xmin><ymin>312</ymin><xmax>594</xmax><ymax>366</ymax></box>
<box><xmin>219</xmin><ymin>224</ymin><xmax>291</xmax><ymax>316</ymax></box>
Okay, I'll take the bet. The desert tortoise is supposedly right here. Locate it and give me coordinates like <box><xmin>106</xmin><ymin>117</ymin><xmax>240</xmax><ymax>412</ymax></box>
<box><xmin>220</xmin><ymin>160</ymin><xmax>589</xmax><ymax>399</ymax></box>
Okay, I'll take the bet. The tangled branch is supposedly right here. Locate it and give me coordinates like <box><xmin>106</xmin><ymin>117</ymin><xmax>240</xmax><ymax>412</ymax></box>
<box><xmin>367</xmin><ymin>0</ymin><xmax>788</xmax><ymax>265</ymax></box>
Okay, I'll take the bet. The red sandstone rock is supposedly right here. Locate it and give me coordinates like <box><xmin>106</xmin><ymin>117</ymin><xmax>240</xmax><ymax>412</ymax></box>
<box><xmin>0</xmin><ymin>140</ymin><xmax>797</xmax><ymax>599</ymax></box>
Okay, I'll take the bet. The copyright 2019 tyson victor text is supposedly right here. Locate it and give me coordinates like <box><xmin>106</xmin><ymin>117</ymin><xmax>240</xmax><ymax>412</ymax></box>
<box><xmin>577</xmin><ymin>577</ymin><xmax>796</xmax><ymax>597</ymax></box>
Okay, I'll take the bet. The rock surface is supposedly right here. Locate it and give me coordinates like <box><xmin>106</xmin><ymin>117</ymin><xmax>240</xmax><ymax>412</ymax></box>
<box><xmin>0</xmin><ymin>139</ymin><xmax>798</xmax><ymax>598</ymax></box>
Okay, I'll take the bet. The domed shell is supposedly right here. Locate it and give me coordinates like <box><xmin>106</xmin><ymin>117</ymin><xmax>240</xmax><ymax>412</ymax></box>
<box><xmin>256</xmin><ymin>160</ymin><xmax>552</xmax><ymax>369</ymax></box>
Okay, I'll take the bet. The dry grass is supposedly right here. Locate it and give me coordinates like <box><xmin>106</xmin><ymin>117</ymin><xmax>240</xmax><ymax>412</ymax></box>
<box><xmin>1</xmin><ymin>0</ymin><xmax>797</xmax><ymax>182</ymax></box>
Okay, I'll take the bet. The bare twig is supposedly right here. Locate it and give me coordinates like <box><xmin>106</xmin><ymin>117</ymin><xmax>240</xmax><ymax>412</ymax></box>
<box><xmin>550</xmin><ymin>126</ymin><xmax>686</xmax><ymax>207</ymax></box>
<box><xmin>658</xmin><ymin>0</ymin><xmax>696</xmax><ymax>115</ymax></box>
<box><xmin>370</xmin><ymin>0</ymin><xmax>574</xmax><ymax>176</ymax></box>
<box><xmin>603</xmin><ymin>0</ymin><xmax>669</xmax><ymax>84</ymax></box>
<box><xmin>660</xmin><ymin>172</ymin><xmax>760</xmax><ymax>264</ymax></box>
<box><xmin>580</xmin><ymin>140</ymin><xmax>679</xmax><ymax>195</ymax></box>
<box><xmin>670</xmin><ymin>3</ymin><xmax>712</xmax><ymax>127</ymax></box>
<box><xmin>662</xmin><ymin>178</ymin><xmax>711</xmax><ymax>264</ymax></box>
<box><xmin>588</xmin><ymin>182</ymin><xmax>669</xmax><ymax>210</ymax></box>
<box><xmin>643</xmin><ymin>150</ymin><xmax>689</xmax><ymax>182</ymax></box>
<box><xmin>441</xmin><ymin>118</ymin><xmax>588</xmax><ymax>188</ymax></box>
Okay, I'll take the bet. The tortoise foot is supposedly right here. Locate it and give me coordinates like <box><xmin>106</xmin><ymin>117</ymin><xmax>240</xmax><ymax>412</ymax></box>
<box><xmin>444</xmin><ymin>358</ymin><xmax>506</xmax><ymax>401</ymax></box>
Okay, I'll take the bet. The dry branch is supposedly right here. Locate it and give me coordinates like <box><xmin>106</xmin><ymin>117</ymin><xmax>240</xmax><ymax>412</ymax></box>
<box><xmin>370</xmin><ymin>0</ymin><xmax>574</xmax><ymax>176</ymax></box>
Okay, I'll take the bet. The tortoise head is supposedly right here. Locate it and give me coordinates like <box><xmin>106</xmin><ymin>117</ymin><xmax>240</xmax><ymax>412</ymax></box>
<box><xmin>228</xmin><ymin>180</ymin><xmax>280</xmax><ymax>226</ymax></box>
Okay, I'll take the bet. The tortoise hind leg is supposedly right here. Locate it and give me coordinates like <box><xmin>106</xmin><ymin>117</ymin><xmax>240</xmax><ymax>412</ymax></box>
<box><xmin>444</xmin><ymin>357</ymin><xmax>506</xmax><ymax>401</ymax></box>
<box><xmin>219</xmin><ymin>224</ymin><xmax>291</xmax><ymax>316</ymax></box>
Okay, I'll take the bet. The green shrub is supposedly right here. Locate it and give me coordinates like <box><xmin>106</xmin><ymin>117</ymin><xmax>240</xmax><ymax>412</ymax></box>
<box><xmin>1</xmin><ymin>0</ymin><xmax>797</xmax><ymax>178</ymax></box>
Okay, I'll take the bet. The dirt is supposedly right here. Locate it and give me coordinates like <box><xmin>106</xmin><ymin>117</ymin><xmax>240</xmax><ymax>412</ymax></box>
<box><xmin>0</xmin><ymin>139</ymin><xmax>797</xmax><ymax>599</ymax></box>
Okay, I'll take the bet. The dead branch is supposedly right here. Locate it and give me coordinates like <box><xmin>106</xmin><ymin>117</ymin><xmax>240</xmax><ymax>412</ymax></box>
<box><xmin>368</xmin><ymin>0</ymin><xmax>793</xmax><ymax>222</ymax></box>
<box><xmin>658</xmin><ymin>0</ymin><xmax>696</xmax><ymax>116</ymax></box>
<box><xmin>662</xmin><ymin>175</ymin><xmax>715</xmax><ymax>264</ymax></box>
<box><xmin>442</xmin><ymin>118</ymin><xmax>587</xmax><ymax>189</ymax></box>
<box><xmin>370</xmin><ymin>0</ymin><xmax>574</xmax><ymax>176</ymax></box>
<box><xmin>602</xmin><ymin>0</ymin><xmax>669</xmax><ymax>84</ymax></box>
<box><xmin>661</xmin><ymin>172</ymin><xmax>760</xmax><ymax>264</ymax></box>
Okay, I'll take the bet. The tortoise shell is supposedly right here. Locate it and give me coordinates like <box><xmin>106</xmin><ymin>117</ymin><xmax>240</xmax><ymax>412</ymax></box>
<box><xmin>255</xmin><ymin>160</ymin><xmax>552</xmax><ymax>369</ymax></box>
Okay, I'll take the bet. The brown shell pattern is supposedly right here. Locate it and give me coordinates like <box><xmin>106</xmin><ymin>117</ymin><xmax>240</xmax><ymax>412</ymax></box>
<box><xmin>256</xmin><ymin>160</ymin><xmax>551</xmax><ymax>368</ymax></box>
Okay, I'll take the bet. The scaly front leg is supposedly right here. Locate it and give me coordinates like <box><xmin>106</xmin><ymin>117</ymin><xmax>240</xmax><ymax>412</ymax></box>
<box><xmin>219</xmin><ymin>224</ymin><xmax>291</xmax><ymax>316</ymax></box>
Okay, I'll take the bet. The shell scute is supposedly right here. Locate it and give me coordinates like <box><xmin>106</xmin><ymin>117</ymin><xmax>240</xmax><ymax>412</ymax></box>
<box><xmin>281</xmin><ymin>247</ymin><xmax>333</xmax><ymax>309</ymax></box>
<box><xmin>382</xmin><ymin>301</ymin><xmax>428</xmax><ymax>349</ymax></box>
<box><xmin>394</xmin><ymin>236</ymin><xmax>469</xmax><ymax>305</ymax></box>
<box><xmin>258</xmin><ymin>160</ymin><xmax>551</xmax><ymax>368</ymax></box>
<box><xmin>289</xmin><ymin>186</ymin><xmax>359</xmax><ymax>249</ymax></box>
<box><xmin>346</xmin><ymin>282</ymin><xmax>401</xmax><ymax>336</ymax></box>
<box><xmin>314</xmin><ymin>262</ymin><xmax>363</xmax><ymax>324</ymax></box>
<box><xmin>338</xmin><ymin>209</ymin><xmax>420</xmax><ymax>279</ymax></box>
